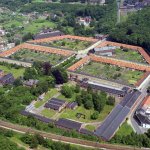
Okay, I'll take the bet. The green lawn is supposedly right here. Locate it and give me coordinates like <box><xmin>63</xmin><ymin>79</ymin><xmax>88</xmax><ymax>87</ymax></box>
<box><xmin>41</xmin><ymin>109</ymin><xmax>56</xmax><ymax>118</ymax></box>
<box><xmin>47</xmin><ymin>39</ymin><xmax>92</xmax><ymax>51</ymax></box>
<box><xmin>114</xmin><ymin>48</ymin><xmax>147</xmax><ymax>64</ymax></box>
<box><xmin>23</xmin><ymin>19</ymin><xmax>56</xmax><ymax>34</ymax></box>
<box><xmin>59</xmin><ymin>104</ymin><xmax>114</xmax><ymax>123</ymax></box>
<box><xmin>116</xmin><ymin>121</ymin><xmax>133</xmax><ymax>137</ymax></box>
<box><xmin>35</xmin><ymin>89</ymin><xmax>58</xmax><ymax>108</ymax></box>
<box><xmin>76</xmin><ymin>62</ymin><xmax>144</xmax><ymax>85</ymax></box>
<box><xmin>85</xmin><ymin>125</ymin><xmax>96</xmax><ymax>131</ymax></box>
<box><xmin>0</xmin><ymin>65</ymin><xmax>25</xmax><ymax>78</ymax></box>
<box><xmin>9</xmin><ymin>49</ymin><xmax>66</xmax><ymax>65</ymax></box>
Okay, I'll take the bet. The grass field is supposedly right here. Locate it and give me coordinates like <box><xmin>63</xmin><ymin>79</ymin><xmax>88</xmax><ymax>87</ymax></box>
<box><xmin>22</xmin><ymin>19</ymin><xmax>56</xmax><ymax>34</ymax></box>
<box><xmin>59</xmin><ymin>104</ymin><xmax>114</xmax><ymax>123</ymax></box>
<box><xmin>0</xmin><ymin>65</ymin><xmax>25</xmax><ymax>78</ymax></box>
<box><xmin>41</xmin><ymin>109</ymin><xmax>56</xmax><ymax>118</ymax></box>
<box><xmin>76</xmin><ymin>62</ymin><xmax>144</xmax><ymax>85</ymax></box>
<box><xmin>9</xmin><ymin>49</ymin><xmax>66</xmax><ymax>65</ymax></box>
<box><xmin>116</xmin><ymin>121</ymin><xmax>133</xmax><ymax>136</ymax></box>
<box><xmin>85</xmin><ymin>125</ymin><xmax>96</xmax><ymax>131</ymax></box>
<box><xmin>48</xmin><ymin>39</ymin><xmax>92</xmax><ymax>51</ymax></box>
<box><xmin>35</xmin><ymin>89</ymin><xmax>58</xmax><ymax>108</ymax></box>
<box><xmin>113</xmin><ymin>48</ymin><xmax>147</xmax><ymax>64</ymax></box>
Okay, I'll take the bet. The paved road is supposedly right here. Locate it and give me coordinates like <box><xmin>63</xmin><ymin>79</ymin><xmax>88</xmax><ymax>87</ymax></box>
<box><xmin>0</xmin><ymin>120</ymin><xmax>146</xmax><ymax>150</ymax></box>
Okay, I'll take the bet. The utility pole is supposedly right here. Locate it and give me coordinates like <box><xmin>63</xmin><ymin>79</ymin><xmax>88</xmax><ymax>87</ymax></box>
<box><xmin>117</xmin><ymin>0</ymin><xmax>121</xmax><ymax>24</ymax></box>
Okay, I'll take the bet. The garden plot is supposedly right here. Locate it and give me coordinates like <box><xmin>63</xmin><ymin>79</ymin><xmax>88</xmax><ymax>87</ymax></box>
<box><xmin>41</xmin><ymin>39</ymin><xmax>92</xmax><ymax>51</ymax></box>
<box><xmin>9</xmin><ymin>49</ymin><xmax>67</xmax><ymax>65</ymax></box>
<box><xmin>113</xmin><ymin>48</ymin><xmax>147</xmax><ymax>64</ymax></box>
<box><xmin>76</xmin><ymin>61</ymin><xmax>144</xmax><ymax>86</ymax></box>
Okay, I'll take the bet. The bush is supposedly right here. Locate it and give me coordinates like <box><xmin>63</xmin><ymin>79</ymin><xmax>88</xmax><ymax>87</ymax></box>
<box><xmin>91</xmin><ymin>111</ymin><xmax>99</xmax><ymax>120</ymax></box>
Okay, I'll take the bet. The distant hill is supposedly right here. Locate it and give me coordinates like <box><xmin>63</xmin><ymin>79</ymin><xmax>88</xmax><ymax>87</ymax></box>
<box><xmin>110</xmin><ymin>7</ymin><xmax>150</xmax><ymax>53</ymax></box>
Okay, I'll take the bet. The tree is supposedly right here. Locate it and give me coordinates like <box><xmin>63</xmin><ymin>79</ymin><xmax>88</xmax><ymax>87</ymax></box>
<box><xmin>24</xmin><ymin>68</ymin><xmax>38</xmax><ymax>80</ymax></box>
<box><xmin>74</xmin><ymin>84</ymin><xmax>80</xmax><ymax>93</ymax></box>
<box><xmin>75</xmin><ymin>95</ymin><xmax>82</xmax><ymax>106</ymax></box>
<box><xmin>91</xmin><ymin>111</ymin><xmax>99</xmax><ymax>120</ymax></box>
<box><xmin>61</xmin><ymin>85</ymin><xmax>73</xmax><ymax>98</ymax></box>
<box><xmin>84</xmin><ymin>100</ymin><xmax>93</xmax><ymax>109</ymax></box>
<box><xmin>42</xmin><ymin>62</ymin><xmax>52</xmax><ymax>75</ymax></box>
<box><xmin>107</xmin><ymin>96</ymin><xmax>115</xmax><ymax>105</ymax></box>
<box><xmin>52</xmin><ymin>68</ymin><xmax>68</xmax><ymax>84</ymax></box>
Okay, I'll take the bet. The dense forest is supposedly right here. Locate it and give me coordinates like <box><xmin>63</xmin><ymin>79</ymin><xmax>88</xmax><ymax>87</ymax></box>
<box><xmin>110</xmin><ymin>7</ymin><xmax>150</xmax><ymax>53</ymax></box>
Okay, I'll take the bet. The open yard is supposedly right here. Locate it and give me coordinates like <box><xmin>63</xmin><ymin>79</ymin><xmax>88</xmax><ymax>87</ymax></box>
<box><xmin>0</xmin><ymin>64</ymin><xmax>25</xmax><ymax>78</ymax></box>
<box><xmin>76</xmin><ymin>61</ymin><xmax>144</xmax><ymax>85</ymax></box>
<box><xmin>47</xmin><ymin>39</ymin><xmax>92</xmax><ymax>51</ymax></box>
<box><xmin>113</xmin><ymin>48</ymin><xmax>147</xmax><ymax>64</ymax></box>
<box><xmin>59</xmin><ymin>104</ymin><xmax>114</xmax><ymax>123</ymax></box>
<box><xmin>41</xmin><ymin>109</ymin><xmax>56</xmax><ymax>118</ymax></box>
<box><xmin>9</xmin><ymin>49</ymin><xmax>66</xmax><ymax>65</ymax></box>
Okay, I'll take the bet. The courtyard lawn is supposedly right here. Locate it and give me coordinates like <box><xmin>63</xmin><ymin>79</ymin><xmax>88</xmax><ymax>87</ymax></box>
<box><xmin>47</xmin><ymin>39</ymin><xmax>92</xmax><ymax>51</ymax></box>
<box><xmin>0</xmin><ymin>65</ymin><xmax>25</xmax><ymax>78</ymax></box>
<box><xmin>76</xmin><ymin>62</ymin><xmax>144</xmax><ymax>85</ymax></box>
<box><xmin>9</xmin><ymin>49</ymin><xmax>66</xmax><ymax>65</ymax></box>
<box><xmin>41</xmin><ymin>109</ymin><xmax>56</xmax><ymax>118</ymax></box>
<box><xmin>59</xmin><ymin>104</ymin><xmax>114</xmax><ymax>123</ymax></box>
<box><xmin>114</xmin><ymin>48</ymin><xmax>147</xmax><ymax>64</ymax></box>
<box><xmin>34</xmin><ymin>89</ymin><xmax>58</xmax><ymax>108</ymax></box>
<box><xmin>116</xmin><ymin>121</ymin><xmax>133</xmax><ymax>137</ymax></box>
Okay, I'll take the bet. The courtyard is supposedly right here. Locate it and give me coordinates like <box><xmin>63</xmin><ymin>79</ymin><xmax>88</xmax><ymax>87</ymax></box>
<box><xmin>9</xmin><ymin>49</ymin><xmax>67</xmax><ymax>65</ymax></box>
<box><xmin>76</xmin><ymin>61</ymin><xmax>144</xmax><ymax>85</ymax></box>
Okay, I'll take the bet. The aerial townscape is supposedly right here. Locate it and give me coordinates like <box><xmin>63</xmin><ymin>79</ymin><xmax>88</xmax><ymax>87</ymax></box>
<box><xmin>0</xmin><ymin>0</ymin><xmax>150</xmax><ymax>150</ymax></box>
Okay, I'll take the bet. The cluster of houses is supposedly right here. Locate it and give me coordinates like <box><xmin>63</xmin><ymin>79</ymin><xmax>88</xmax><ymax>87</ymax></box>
<box><xmin>0</xmin><ymin>70</ymin><xmax>14</xmax><ymax>86</ymax></box>
<box><xmin>0</xmin><ymin>28</ymin><xmax>15</xmax><ymax>52</ymax></box>
<box><xmin>122</xmin><ymin>0</ymin><xmax>150</xmax><ymax>10</ymax></box>
<box><xmin>135</xmin><ymin>96</ymin><xmax>150</xmax><ymax>128</ymax></box>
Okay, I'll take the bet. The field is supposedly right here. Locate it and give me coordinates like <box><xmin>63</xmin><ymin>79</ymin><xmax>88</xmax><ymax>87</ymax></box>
<box><xmin>0</xmin><ymin>64</ymin><xmax>25</xmax><ymax>78</ymax></box>
<box><xmin>9</xmin><ymin>49</ymin><xmax>66</xmax><ymax>65</ymax></box>
<box><xmin>113</xmin><ymin>48</ymin><xmax>147</xmax><ymax>64</ymax></box>
<box><xmin>76</xmin><ymin>61</ymin><xmax>144</xmax><ymax>85</ymax></box>
<box><xmin>47</xmin><ymin>39</ymin><xmax>92</xmax><ymax>51</ymax></box>
<box><xmin>41</xmin><ymin>109</ymin><xmax>56</xmax><ymax>118</ymax></box>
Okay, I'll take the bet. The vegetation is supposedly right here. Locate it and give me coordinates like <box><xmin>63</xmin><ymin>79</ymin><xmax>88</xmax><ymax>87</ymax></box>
<box><xmin>113</xmin><ymin>48</ymin><xmax>147</xmax><ymax>64</ymax></box>
<box><xmin>77</xmin><ymin>62</ymin><xmax>144</xmax><ymax>85</ymax></box>
<box><xmin>9</xmin><ymin>49</ymin><xmax>66</xmax><ymax>65</ymax></box>
<box><xmin>110</xmin><ymin>7</ymin><xmax>150</xmax><ymax>53</ymax></box>
<box><xmin>47</xmin><ymin>39</ymin><xmax>92</xmax><ymax>51</ymax></box>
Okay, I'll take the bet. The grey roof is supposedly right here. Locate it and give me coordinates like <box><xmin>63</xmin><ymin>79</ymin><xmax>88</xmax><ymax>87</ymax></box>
<box><xmin>21</xmin><ymin>110</ymin><xmax>54</xmax><ymax>123</ymax></box>
<box><xmin>95</xmin><ymin>90</ymin><xmax>141</xmax><ymax>140</ymax></box>
<box><xmin>66</xmin><ymin>102</ymin><xmax>78</xmax><ymax>109</ymax></box>
<box><xmin>135</xmin><ymin>112</ymin><xmax>150</xmax><ymax>125</ymax></box>
<box><xmin>88</xmin><ymin>83</ymin><xmax>126</xmax><ymax>95</ymax></box>
<box><xmin>0</xmin><ymin>73</ymin><xmax>14</xmax><ymax>84</ymax></box>
<box><xmin>44</xmin><ymin>98</ymin><xmax>66</xmax><ymax>110</ymax></box>
<box><xmin>33</xmin><ymin>30</ymin><xmax>63</xmax><ymax>40</ymax></box>
<box><xmin>56</xmin><ymin>118</ymin><xmax>82</xmax><ymax>131</ymax></box>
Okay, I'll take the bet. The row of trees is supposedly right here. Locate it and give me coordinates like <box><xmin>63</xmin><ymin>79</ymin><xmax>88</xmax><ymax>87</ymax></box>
<box><xmin>111</xmin><ymin>129</ymin><xmax>150</xmax><ymax>148</ymax></box>
<box><xmin>21</xmin><ymin>133</ymin><xmax>97</xmax><ymax>150</ymax></box>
